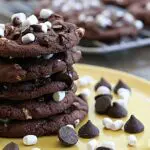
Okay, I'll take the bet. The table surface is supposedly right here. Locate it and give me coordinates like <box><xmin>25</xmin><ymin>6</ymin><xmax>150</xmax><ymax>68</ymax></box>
<box><xmin>81</xmin><ymin>46</ymin><xmax>150</xmax><ymax>80</ymax></box>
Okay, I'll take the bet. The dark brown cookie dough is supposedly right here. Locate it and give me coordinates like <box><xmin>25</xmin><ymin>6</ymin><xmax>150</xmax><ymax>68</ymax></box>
<box><xmin>0</xmin><ymin>50</ymin><xmax>81</xmax><ymax>83</ymax></box>
<box><xmin>0</xmin><ymin>91</ymin><xmax>76</xmax><ymax>120</ymax></box>
<box><xmin>0</xmin><ymin>96</ymin><xmax>88</xmax><ymax>138</ymax></box>
<box><xmin>0</xmin><ymin>15</ymin><xmax>84</xmax><ymax>57</ymax></box>
<box><xmin>129</xmin><ymin>0</ymin><xmax>150</xmax><ymax>26</ymax></box>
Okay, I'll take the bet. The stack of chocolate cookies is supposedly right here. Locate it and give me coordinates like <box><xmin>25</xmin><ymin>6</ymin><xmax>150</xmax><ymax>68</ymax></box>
<box><xmin>0</xmin><ymin>9</ymin><xmax>88</xmax><ymax>138</ymax></box>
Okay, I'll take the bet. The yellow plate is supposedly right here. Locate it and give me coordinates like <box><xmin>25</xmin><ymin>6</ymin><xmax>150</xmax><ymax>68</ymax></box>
<box><xmin>1</xmin><ymin>64</ymin><xmax>150</xmax><ymax>150</ymax></box>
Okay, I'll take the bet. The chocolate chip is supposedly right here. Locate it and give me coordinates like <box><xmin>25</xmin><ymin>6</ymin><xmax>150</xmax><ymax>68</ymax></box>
<box><xmin>3</xmin><ymin>142</ymin><xmax>19</xmax><ymax>150</ymax></box>
<box><xmin>58</xmin><ymin>126</ymin><xmax>78</xmax><ymax>146</ymax></box>
<box><xmin>107</xmin><ymin>102</ymin><xmax>128</xmax><ymax>118</ymax></box>
<box><xmin>95</xmin><ymin>94</ymin><xmax>112</xmax><ymax>114</ymax></box>
<box><xmin>11</xmin><ymin>32</ymin><xmax>20</xmax><ymax>40</ymax></box>
<box><xmin>95</xmin><ymin>78</ymin><xmax>112</xmax><ymax>91</ymax></box>
<box><xmin>124</xmin><ymin>115</ymin><xmax>144</xmax><ymax>133</ymax></box>
<box><xmin>96</xmin><ymin>147</ymin><xmax>112</xmax><ymax>150</ymax></box>
<box><xmin>38</xmin><ymin>35</ymin><xmax>49</xmax><ymax>47</ymax></box>
<box><xmin>114</xmin><ymin>80</ymin><xmax>131</xmax><ymax>94</ymax></box>
<box><xmin>30</xmin><ymin>24</ymin><xmax>42</xmax><ymax>32</ymax></box>
<box><xmin>12</xmin><ymin>17</ymin><xmax>21</xmax><ymax>26</ymax></box>
<box><xmin>21</xmin><ymin>27</ymin><xmax>34</xmax><ymax>36</ymax></box>
<box><xmin>78</xmin><ymin>120</ymin><xmax>99</xmax><ymax>138</ymax></box>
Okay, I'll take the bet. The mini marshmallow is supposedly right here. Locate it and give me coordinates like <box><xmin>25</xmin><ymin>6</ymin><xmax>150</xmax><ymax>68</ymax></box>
<box><xmin>124</xmin><ymin>13</ymin><xmax>135</xmax><ymax>23</ymax></box>
<box><xmin>87</xmin><ymin>139</ymin><xmax>98</xmax><ymax>150</ymax></box>
<box><xmin>44</xmin><ymin>21</ymin><xmax>52</xmax><ymax>29</ymax></box>
<box><xmin>40</xmin><ymin>9</ymin><xmax>53</xmax><ymax>19</ymax></box>
<box><xmin>39</xmin><ymin>23</ymin><xmax>48</xmax><ymax>33</ymax></box>
<box><xmin>116</xmin><ymin>10</ymin><xmax>124</xmax><ymax>18</ymax></box>
<box><xmin>31</xmin><ymin>148</ymin><xmax>40</xmax><ymax>150</ymax></box>
<box><xmin>81</xmin><ymin>88</ymin><xmax>91</xmax><ymax>98</ymax></box>
<box><xmin>96</xmin><ymin>86</ymin><xmax>111</xmax><ymax>95</ymax></box>
<box><xmin>128</xmin><ymin>135</ymin><xmax>137</xmax><ymax>147</ymax></box>
<box><xmin>66</xmin><ymin>124</ymin><xmax>75</xmax><ymax>129</ymax></box>
<box><xmin>22</xmin><ymin>33</ymin><xmax>35</xmax><ymax>44</ymax></box>
<box><xmin>101</xmin><ymin>10</ymin><xmax>111</xmax><ymax>17</ymax></box>
<box><xmin>53</xmin><ymin>91</ymin><xmax>66</xmax><ymax>102</ymax></box>
<box><xmin>78</xmin><ymin>76</ymin><xmax>94</xmax><ymax>86</ymax></box>
<box><xmin>117</xmin><ymin>88</ymin><xmax>130</xmax><ymax>100</ymax></box>
<box><xmin>78</xmin><ymin>14</ymin><xmax>86</xmax><ymax>22</ymax></box>
<box><xmin>23</xmin><ymin>135</ymin><xmax>37</xmax><ymax>146</ymax></box>
<box><xmin>86</xmin><ymin>16</ymin><xmax>94</xmax><ymax>22</ymax></box>
<box><xmin>0</xmin><ymin>24</ymin><xmax>5</xmax><ymax>30</ymax></box>
<box><xmin>74</xmin><ymin>119</ymin><xmax>80</xmax><ymax>127</ymax></box>
<box><xmin>111</xmin><ymin>120</ymin><xmax>124</xmax><ymax>131</ymax></box>
<box><xmin>96</xmin><ymin>14</ymin><xmax>112</xmax><ymax>28</ymax></box>
<box><xmin>134</xmin><ymin>20</ymin><xmax>144</xmax><ymax>30</ymax></box>
<box><xmin>116</xmin><ymin>99</ymin><xmax>128</xmax><ymax>109</ymax></box>
<box><xmin>22</xmin><ymin>15</ymin><xmax>38</xmax><ymax>27</ymax></box>
<box><xmin>103</xmin><ymin>118</ymin><xmax>113</xmax><ymax>129</ymax></box>
<box><xmin>43</xmin><ymin>54</ymin><xmax>53</xmax><ymax>60</ymax></box>
<box><xmin>100</xmin><ymin>141</ymin><xmax>116</xmax><ymax>150</ymax></box>
<box><xmin>0</xmin><ymin>28</ymin><xmax>4</xmax><ymax>37</ymax></box>
<box><xmin>11</xmin><ymin>13</ymin><xmax>26</xmax><ymax>24</ymax></box>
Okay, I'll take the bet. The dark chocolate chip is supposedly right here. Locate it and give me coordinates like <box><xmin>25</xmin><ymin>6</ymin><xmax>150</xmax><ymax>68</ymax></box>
<box><xmin>114</xmin><ymin>80</ymin><xmax>131</xmax><ymax>94</ymax></box>
<box><xmin>38</xmin><ymin>35</ymin><xmax>49</xmax><ymax>47</ymax></box>
<box><xmin>21</xmin><ymin>27</ymin><xmax>34</xmax><ymax>36</ymax></box>
<box><xmin>78</xmin><ymin>120</ymin><xmax>99</xmax><ymax>138</ymax></box>
<box><xmin>30</xmin><ymin>24</ymin><xmax>42</xmax><ymax>32</ymax></box>
<box><xmin>12</xmin><ymin>17</ymin><xmax>21</xmax><ymax>26</ymax></box>
<box><xmin>107</xmin><ymin>102</ymin><xmax>128</xmax><ymax>118</ymax></box>
<box><xmin>95</xmin><ymin>78</ymin><xmax>112</xmax><ymax>91</ymax></box>
<box><xmin>11</xmin><ymin>32</ymin><xmax>20</xmax><ymax>40</ymax></box>
<box><xmin>3</xmin><ymin>142</ymin><xmax>19</xmax><ymax>150</ymax></box>
<box><xmin>58</xmin><ymin>126</ymin><xmax>78</xmax><ymax>146</ymax></box>
<box><xmin>124</xmin><ymin>115</ymin><xmax>144</xmax><ymax>133</ymax></box>
<box><xmin>95</xmin><ymin>94</ymin><xmax>112</xmax><ymax>114</ymax></box>
<box><xmin>96</xmin><ymin>147</ymin><xmax>112</xmax><ymax>150</ymax></box>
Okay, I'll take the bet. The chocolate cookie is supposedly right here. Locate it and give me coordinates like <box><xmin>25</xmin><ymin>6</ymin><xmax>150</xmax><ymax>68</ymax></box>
<box><xmin>0</xmin><ymin>69</ymin><xmax>78</xmax><ymax>100</ymax></box>
<box><xmin>0</xmin><ymin>14</ymin><xmax>84</xmax><ymax>57</ymax></box>
<box><xmin>0</xmin><ymin>50</ymin><xmax>81</xmax><ymax>83</ymax></box>
<box><xmin>129</xmin><ymin>0</ymin><xmax>150</xmax><ymax>26</ymax></box>
<box><xmin>0</xmin><ymin>91</ymin><xmax>77</xmax><ymax>120</ymax></box>
<box><xmin>56</xmin><ymin>6</ymin><xmax>141</xmax><ymax>42</ymax></box>
<box><xmin>0</xmin><ymin>96</ymin><xmax>88</xmax><ymax>137</ymax></box>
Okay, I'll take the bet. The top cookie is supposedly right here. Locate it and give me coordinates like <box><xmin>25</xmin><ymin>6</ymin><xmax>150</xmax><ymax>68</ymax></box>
<box><xmin>0</xmin><ymin>10</ymin><xmax>84</xmax><ymax>57</ymax></box>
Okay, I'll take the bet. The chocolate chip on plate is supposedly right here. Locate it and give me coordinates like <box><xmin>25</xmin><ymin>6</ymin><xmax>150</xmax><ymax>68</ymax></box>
<box><xmin>107</xmin><ymin>102</ymin><xmax>128</xmax><ymax>118</ymax></box>
<box><xmin>95</xmin><ymin>78</ymin><xmax>112</xmax><ymax>91</ymax></box>
<box><xmin>96</xmin><ymin>147</ymin><xmax>112</xmax><ymax>150</ymax></box>
<box><xmin>95</xmin><ymin>94</ymin><xmax>112</xmax><ymax>114</ymax></box>
<box><xmin>124</xmin><ymin>115</ymin><xmax>144</xmax><ymax>133</ymax></box>
<box><xmin>78</xmin><ymin>120</ymin><xmax>99</xmax><ymax>138</ymax></box>
<box><xmin>3</xmin><ymin>142</ymin><xmax>19</xmax><ymax>150</ymax></box>
<box><xmin>114</xmin><ymin>80</ymin><xmax>131</xmax><ymax>94</ymax></box>
<box><xmin>58</xmin><ymin>126</ymin><xmax>78</xmax><ymax>146</ymax></box>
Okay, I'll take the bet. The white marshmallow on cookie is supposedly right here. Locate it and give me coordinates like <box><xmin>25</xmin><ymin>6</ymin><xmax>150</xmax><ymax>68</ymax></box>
<box><xmin>11</xmin><ymin>13</ymin><xmax>26</xmax><ymax>24</ymax></box>
<box><xmin>39</xmin><ymin>23</ymin><xmax>48</xmax><ymax>33</ymax></box>
<box><xmin>0</xmin><ymin>24</ymin><xmax>5</xmax><ymax>30</ymax></box>
<box><xmin>44</xmin><ymin>21</ymin><xmax>52</xmax><ymax>29</ymax></box>
<box><xmin>116</xmin><ymin>99</ymin><xmax>128</xmax><ymax>109</ymax></box>
<box><xmin>22</xmin><ymin>33</ymin><xmax>35</xmax><ymax>44</ymax></box>
<box><xmin>96</xmin><ymin>86</ymin><xmax>111</xmax><ymax>95</ymax></box>
<box><xmin>23</xmin><ymin>135</ymin><xmax>37</xmax><ymax>146</ymax></box>
<box><xmin>40</xmin><ymin>9</ymin><xmax>53</xmax><ymax>19</ymax></box>
<box><xmin>128</xmin><ymin>135</ymin><xmax>137</xmax><ymax>147</ymax></box>
<box><xmin>87</xmin><ymin>139</ymin><xmax>98</xmax><ymax>150</ymax></box>
<box><xmin>22</xmin><ymin>15</ymin><xmax>38</xmax><ymax>27</ymax></box>
<box><xmin>134</xmin><ymin>20</ymin><xmax>144</xmax><ymax>30</ymax></box>
<box><xmin>53</xmin><ymin>91</ymin><xmax>66</xmax><ymax>102</ymax></box>
<box><xmin>0</xmin><ymin>28</ymin><xmax>4</xmax><ymax>37</ymax></box>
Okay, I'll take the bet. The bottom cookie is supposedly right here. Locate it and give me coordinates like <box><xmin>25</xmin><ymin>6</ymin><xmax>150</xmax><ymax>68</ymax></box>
<box><xmin>0</xmin><ymin>96</ymin><xmax>88</xmax><ymax>138</ymax></box>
